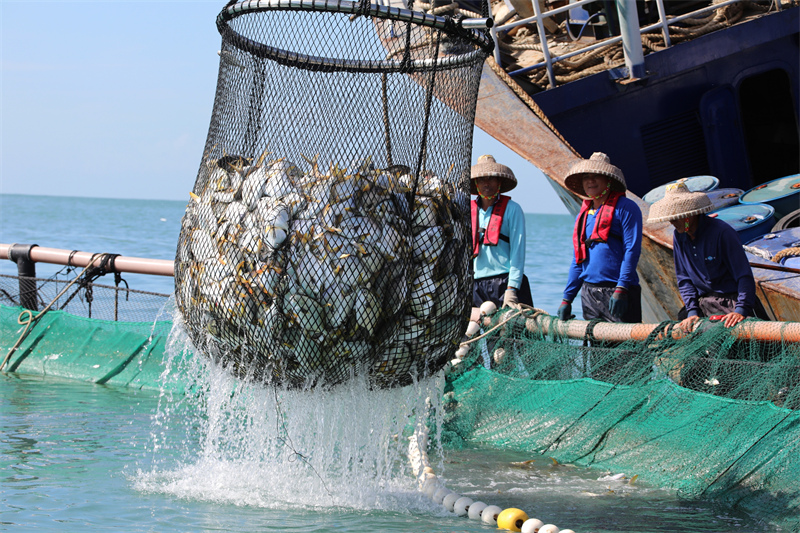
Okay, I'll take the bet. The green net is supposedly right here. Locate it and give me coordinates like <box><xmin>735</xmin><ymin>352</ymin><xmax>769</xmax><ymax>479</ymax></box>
<box><xmin>443</xmin><ymin>311</ymin><xmax>800</xmax><ymax>531</ymax></box>
<box><xmin>0</xmin><ymin>305</ymin><xmax>178</xmax><ymax>393</ymax></box>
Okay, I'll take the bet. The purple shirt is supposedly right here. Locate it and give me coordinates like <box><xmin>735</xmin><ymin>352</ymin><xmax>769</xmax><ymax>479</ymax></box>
<box><xmin>673</xmin><ymin>215</ymin><xmax>756</xmax><ymax>317</ymax></box>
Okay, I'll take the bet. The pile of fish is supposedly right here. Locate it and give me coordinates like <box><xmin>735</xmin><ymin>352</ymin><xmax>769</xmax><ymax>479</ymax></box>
<box><xmin>175</xmin><ymin>154</ymin><xmax>471</xmax><ymax>387</ymax></box>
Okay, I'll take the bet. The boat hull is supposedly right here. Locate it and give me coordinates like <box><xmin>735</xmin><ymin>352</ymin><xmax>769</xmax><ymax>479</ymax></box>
<box><xmin>474</xmin><ymin>7</ymin><xmax>800</xmax><ymax>322</ymax></box>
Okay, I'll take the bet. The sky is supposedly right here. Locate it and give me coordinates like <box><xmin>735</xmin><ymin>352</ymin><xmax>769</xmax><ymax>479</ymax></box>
<box><xmin>0</xmin><ymin>1</ymin><xmax>568</xmax><ymax>215</ymax></box>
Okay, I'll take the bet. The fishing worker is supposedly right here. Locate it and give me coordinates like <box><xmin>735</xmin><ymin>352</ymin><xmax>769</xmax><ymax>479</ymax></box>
<box><xmin>647</xmin><ymin>179</ymin><xmax>766</xmax><ymax>329</ymax></box>
<box><xmin>557</xmin><ymin>152</ymin><xmax>643</xmax><ymax>322</ymax></box>
<box><xmin>470</xmin><ymin>154</ymin><xmax>533</xmax><ymax>310</ymax></box>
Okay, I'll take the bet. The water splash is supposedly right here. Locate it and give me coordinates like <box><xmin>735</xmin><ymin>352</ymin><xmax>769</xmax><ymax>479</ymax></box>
<box><xmin>134</xmin><ymin>313</ymin><xmax>447</xmax><ymax>512</ymax></box>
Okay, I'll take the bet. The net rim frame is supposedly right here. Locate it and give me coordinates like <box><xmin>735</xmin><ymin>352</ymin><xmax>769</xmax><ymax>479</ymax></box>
<box><xmin>216</xmin><ymin>0</ymin><xmax>493</xmax><ymax>73</ymax></box>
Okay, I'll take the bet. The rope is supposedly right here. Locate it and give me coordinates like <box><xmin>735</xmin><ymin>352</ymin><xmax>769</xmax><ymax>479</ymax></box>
<box><xmin>461</xmin><ymin>305</ymin><xmax>546</xmax><ymax>346</ymax></box>
<box><xmin>771</xmin><ymin>247</ymin><xmax>800</xmax><ymax>263</ymax></box>
<box><xmin>0</xmin><ymin>255</ymin><xmax>105</xmax><ymax>372</ymax></box>
<box><xmin>381</xmin><ymin>72</ymin><xmax>393</xmax><ymax>167</ymax></box>
<box><xmin>493</xmin><ymin>0</ymin><xmax>771</xmax><ymax>89</ymax></box>
<box><xmin>584</xmin><ymin>318</ymin><xmax>603</xmax><ymax>345</ymax></box>
<box><xmin>744</xmin><ymin>245</ymin><xmax>773</xmax><ymax>260</ymax></box>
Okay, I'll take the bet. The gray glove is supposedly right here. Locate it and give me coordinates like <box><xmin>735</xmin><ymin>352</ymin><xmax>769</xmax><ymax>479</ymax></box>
<box><xmin>502</xmin><ymin>288</ymin><xmax>519</xmax><ymax>309</ymax></box>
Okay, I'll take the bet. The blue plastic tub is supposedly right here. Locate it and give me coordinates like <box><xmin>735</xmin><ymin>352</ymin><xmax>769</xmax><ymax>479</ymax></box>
<box><xmin>709</xmin><ymin>203</ymin><xmax>775</xmax><ymax>244</ymax></box>
<box><xmin>706</xmin><ymin>188</ymin><xmax>744</xmax><ymax>211</ymax></box>
<box><xmin>740</xmin><ymin>174</ymin><xmax>800</xmax><ymax>221</ymax></box>
<box><xmin>744</xmin><ymin>228</ymin><xmax>800</xmax><ymax>269</ymax></box>
<box><xmin>642</xmin><ymin>175</ymin><xmax>719</xmax><ymax>204</ymax></box>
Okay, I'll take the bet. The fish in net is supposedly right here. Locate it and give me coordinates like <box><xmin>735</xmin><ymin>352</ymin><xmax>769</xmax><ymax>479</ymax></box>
<box><xmin>174</xmin><ymin>0</ymin><xmax>493</xmax><ymax>388</ymax></box>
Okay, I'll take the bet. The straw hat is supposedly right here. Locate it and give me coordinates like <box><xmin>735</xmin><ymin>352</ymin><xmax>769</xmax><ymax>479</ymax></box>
<box><xmin>470</xmin><ymin>155</ymin><xmax>517</xmax><ymax>195</ymax></box>
<box><xmin>647</xmin><ymin>178</ymin><xmax>714</xmax><ymax>223</ymax></box>
<box><xmin>564</xmin><ymin>152</ymin><xmax>626</xmax><ymax>197</ymax></box>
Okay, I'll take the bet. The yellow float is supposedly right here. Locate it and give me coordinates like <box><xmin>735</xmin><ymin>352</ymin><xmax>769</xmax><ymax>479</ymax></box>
<box><xmin>497</xmin><ymin>507</ymin><xmax>529</xmax><ymax>532</ymax></box>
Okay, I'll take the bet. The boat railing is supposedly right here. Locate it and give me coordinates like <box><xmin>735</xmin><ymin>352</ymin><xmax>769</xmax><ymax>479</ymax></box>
<box><xmin>0</xmin><ymin>244</ymin><xmax>173</xmax><ymax>323</ymax></box>
<box><xmin>490</xmin><ymin>0</ymin><xmax>774</xmax><ymax>88</ymax></box>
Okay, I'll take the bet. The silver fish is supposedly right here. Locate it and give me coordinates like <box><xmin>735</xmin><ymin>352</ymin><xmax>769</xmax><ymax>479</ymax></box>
<box><xmin>412</xmin><ymin>226</ymin><xmax>444</xmax><ymax>264</ymax></box>
<box><xmin>321</xmin><ymin>282</ymin><xmax>355</xmax><ymax>329</ymax></box>
<box><xmin>284</xmin><ymin>293</ymin><xmax>325</xmax><ymax>334</ymax></box>
<box><xmin>190</xmin><ymin>229</ymin><xmax>217</xmax><ymax>262</ymax></box>
<box><xmin>409</xmin><ymin>264</ymin><xmax>436</xmax><ymax>319</ymax></box>
<box><xmin>432</xmin><ymin>274</ymin><xmax>459</xmax><ymax>317</ymax></box>
<box><xmin>354</xmin><ymin>288</ymin><xmax>381</xmax><ymax>337</ymax></box>
<box><xmin>241</xmin><ymin>164</ymin><xmax>269</xmax><ymax>211</ymax></box>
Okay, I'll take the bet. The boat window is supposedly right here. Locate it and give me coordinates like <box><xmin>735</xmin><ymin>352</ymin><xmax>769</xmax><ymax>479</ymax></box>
<box><xmin>739</xmin><ymin>68</ymin><xmax>800</xmax><ymax>186</ymax></box>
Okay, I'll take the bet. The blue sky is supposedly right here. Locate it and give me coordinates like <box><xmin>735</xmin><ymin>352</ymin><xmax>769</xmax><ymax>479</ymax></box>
<box><xmin>0</xmin><ymin>1</ymin><xmax>567</xmax><ymax>214</ymax></box>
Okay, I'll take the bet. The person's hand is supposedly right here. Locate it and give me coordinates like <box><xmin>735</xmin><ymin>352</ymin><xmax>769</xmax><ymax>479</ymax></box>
<box><xmin>677</xmin><ymin>315</ymin><xmax>701</xmax><ymax>332</ymax></box>
<box><xmin>721</xmin><ymin>312</ymin><xmax>745</xmax><ymax>328</ymax></box>
<box><xmin>557</xmin><ymin>300</ymin><xmax>574</xmax><ymax>321</ymax></box>
<box><xmin>608</xmin><ymin>286</ymin><xmax>628</xmax><ymax>319</ymax></box>
<box><xmin>502</xmin><ymin>288</ymin><xmax>519</xmax><ymax>309</ymax></box>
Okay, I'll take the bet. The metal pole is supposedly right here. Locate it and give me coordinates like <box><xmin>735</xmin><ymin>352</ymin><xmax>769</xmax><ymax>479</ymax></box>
<box><xmin>530</xmin><ymin>0</ymin><xmax>556</xmax><ymax>88</ymax></box>
<box><xmin>654</xmin><ymin>0</ymin><xmax>671</xmax><ymax>47</ymax></box>
<box><xmin>615</xmin><ymin>0</ymin><xmax>646</xmax><ymax>79</ymax></box>
<box><xmin>0</xmin><ymin>244</ymin><xmax>175</xmax><ymax>277</ymax></box>
<box><xmin>7</xmin><ymin>244</ymin><xmax>39</xmax><ymax>311</ymax></box>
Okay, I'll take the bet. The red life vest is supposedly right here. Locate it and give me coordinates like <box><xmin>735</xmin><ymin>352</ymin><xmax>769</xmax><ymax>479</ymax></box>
<box><xmin>471</xmin><ymin>195</ymin><xmax>510</xmax><ymax>259</ymax></box>
<box><xmin>572</xmin><ymin>191</ymin><xmax>624</xmax><ymax>264</ymax></box>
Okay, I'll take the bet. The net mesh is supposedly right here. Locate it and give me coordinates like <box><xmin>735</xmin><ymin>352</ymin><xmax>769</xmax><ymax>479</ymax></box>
<box><xmin>444</xmin><ymin>311</ymin><xmax>800</xmax><ymax>530</ymax></box>
<box><xmin>0</xmin><ymin>273</ymin><xmax>170</xmax><ymax>324</ymax></box>
<box><xmin>175</xmin><ymin>1</ymin><xmax>490</xmax><ymax>388</ymax></box>
<box><xmin>0</xmin><ymin>274</ymin><xmax>173</xmax><ymax>391</ymax></box>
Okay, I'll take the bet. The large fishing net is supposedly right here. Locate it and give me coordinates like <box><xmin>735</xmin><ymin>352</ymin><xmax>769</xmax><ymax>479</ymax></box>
<box><xmin>445</xmin><ymin>310</ymin><xmax>800</xmax><ymax>530</ymax></box>
<box><xmin>174</xmin><ymin>0</ymin><xmax>492</xmax><ymax>388</ymax></box>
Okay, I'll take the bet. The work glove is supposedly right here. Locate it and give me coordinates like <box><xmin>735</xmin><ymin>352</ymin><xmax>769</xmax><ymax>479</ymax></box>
<box><xmin>608</xmin><ymin>286</ymin><xmax>628</xmax><ymax>319</ymax></box>
<box><xmin>557</xmin><ymin>300</ymin><xmax>574</xmax><ymax>321</ymax></box>
<box><xmin>502</xmin><ymin>288</ymin><xmax>519</xmax><ymax>309</ymax></box>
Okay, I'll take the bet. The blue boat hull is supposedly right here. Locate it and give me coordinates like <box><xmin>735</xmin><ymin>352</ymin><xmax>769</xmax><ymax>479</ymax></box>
<box><xmin>531</xmin><ymin>8</ymin><xmax>799</xmax><ymax>199</ymax></box>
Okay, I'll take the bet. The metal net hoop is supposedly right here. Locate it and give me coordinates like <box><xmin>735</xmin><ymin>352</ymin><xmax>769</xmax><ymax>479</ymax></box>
<box><xmin>175</xmin><ymin>0</ymin><xmax>491</xmax><ymax>388</ymax></box>
<box><xmin>217</xmin><ymin>0</ymin><xmax>492</xmax><ymax>73</ymax></box>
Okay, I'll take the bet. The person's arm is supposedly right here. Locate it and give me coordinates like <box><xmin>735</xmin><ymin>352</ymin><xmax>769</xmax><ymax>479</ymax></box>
<box><xmin>562</xmin><ymin>255</ymin><xmax>582</xmax><ymax>303</ymax></box>
<box><xmin>505</xmin><ymin>202</ymin><xmax>526</xmax><ymax>290</ymax></box>
<box><xmin>673</xmin><ymin>233</ymin><xmax>700</xmax><ymax>317</ymax></box>
<box><xmin>615</xmin><ymin>199</ymin><xmax>642</xmax><ymax>290</ymax></box>
<box><xmin>719</xmin><ymin>226</ymin><xmax>756</xmax><ymax>317</ymax></box>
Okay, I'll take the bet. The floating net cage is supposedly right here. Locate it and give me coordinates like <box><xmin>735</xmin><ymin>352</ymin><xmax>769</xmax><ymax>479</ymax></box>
<box><xmin>445</xmin><ymin>311</ymin><xmax>800</xmax><ymax>530</ymax></box>
<box><xmin>175</xmin><ymin>0</ymin><xmax>492</xmax><ymax>388</ymax></box>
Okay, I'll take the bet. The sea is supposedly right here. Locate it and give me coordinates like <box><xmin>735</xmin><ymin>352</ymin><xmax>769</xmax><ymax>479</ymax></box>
<box><xmin>0</xmin><ymin>194</ymin><xmax>769</xmax><ymax>532</ymax></box>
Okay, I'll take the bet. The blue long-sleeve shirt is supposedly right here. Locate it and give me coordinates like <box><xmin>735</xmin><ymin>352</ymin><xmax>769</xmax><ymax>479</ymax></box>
<box><xmin>472</xmin><ymin>197</ymin><xmax>526</xmax><ymax>289</ymax></box>
<box><xmin>563</xmin><ymin>196</ymin><xmax>642</xmax><ymax>302</ymax></box>
<box><xmin>673</xmin><ymin>215</ymin><xmax>756</xmax><ymax>317</ymax></box>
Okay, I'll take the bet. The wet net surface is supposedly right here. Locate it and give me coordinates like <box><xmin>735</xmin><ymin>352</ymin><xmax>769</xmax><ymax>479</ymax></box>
<box><xmin>175</xmin><ymin>1</ymin><xmax>490</xmax><ymax>388</ymax></box>
<box><xmin>445</xmin><ymin>311</ymin><xmax>800</xmax><ymax>531</ymax></box>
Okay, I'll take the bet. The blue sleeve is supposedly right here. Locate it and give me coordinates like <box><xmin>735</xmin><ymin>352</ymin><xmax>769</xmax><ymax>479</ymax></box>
<box><xmin>719</xmin><ymin>226</ymin><xmax>756</xmax><ymax>316</ymax></box>
<box><xmin>616</xmin><ymin>199</ymin><xmax>642</xmax><ymax>289</ymax></box>
<box><xmin>505</xmin><ymin>201</ymin><xmax>526</xmax><ymax>289</ymax></box>
<box><xmin>562</xmin><ymin>255</ymin><xmax>583</xmax><ymax>302</ymax></box>
<box><xmin>673</xmin><ymin>233</ymin><xmax>700</xmax><ymax>317</ymax></box>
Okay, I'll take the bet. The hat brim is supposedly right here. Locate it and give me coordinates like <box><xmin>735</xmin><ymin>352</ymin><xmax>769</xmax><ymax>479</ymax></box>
<box><xmin>470</xmin><ymin>175</ymin><xmax>517</xmax><ymax>195</ymax></box>
<box><xmin>647</xmin><ymin>204</ymin><xmax>714</xmax><ymax>224</ymax></box>
<box><xmin>564</xmin><ymin>172</ymin><xmax>627</xmax><ymax>197</ymax></box>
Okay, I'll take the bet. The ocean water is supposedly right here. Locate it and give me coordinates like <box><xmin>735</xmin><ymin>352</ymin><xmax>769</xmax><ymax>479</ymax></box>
<box><xmin>0</xmin><ymin>194</ymin><xmax>769</xmax><ymax>532</ymax></box>
<box><xmin>0</xmin><ymin>193</ymin><xmax>577</xmax><ymax>314</ymax></box>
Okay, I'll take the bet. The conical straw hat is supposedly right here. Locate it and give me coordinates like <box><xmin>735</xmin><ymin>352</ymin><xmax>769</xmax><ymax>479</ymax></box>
<box><xmin>564</xmin><ymin>152</ymin><xmax>626</xmax><ymax>197</ymax></box>
<box><xmin>470</xmin><ymin>154</ymin><xmax>517</xmax><ymax>195</ymax></box>
<box><xmin>647</xmin><ymin>178</ymin><xmax>714</xmax><ymax>223</ymax></box>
